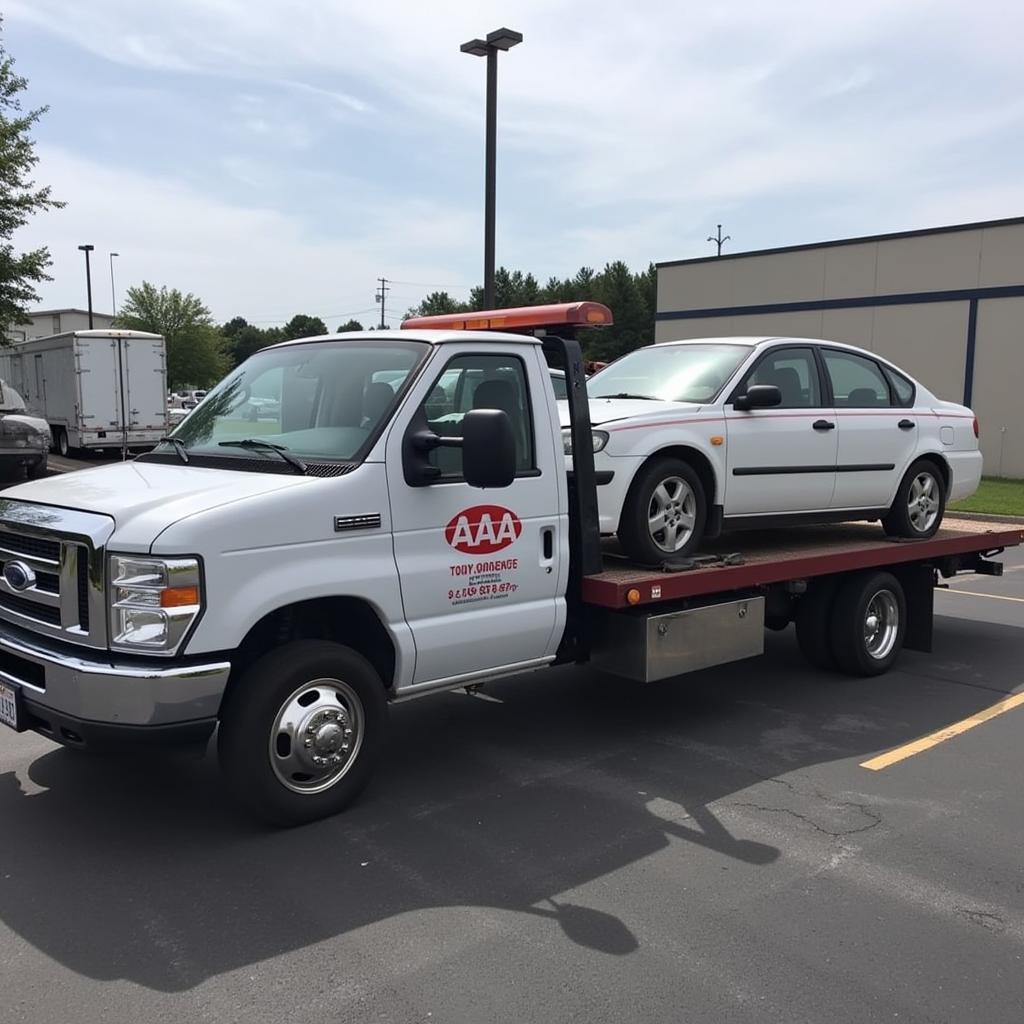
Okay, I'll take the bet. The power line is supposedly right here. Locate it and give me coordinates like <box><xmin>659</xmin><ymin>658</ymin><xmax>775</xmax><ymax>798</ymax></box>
<box><xmin>388</xmin><ymin>279</ymin><xmax>474</xmax><ymax>290</ymax></box>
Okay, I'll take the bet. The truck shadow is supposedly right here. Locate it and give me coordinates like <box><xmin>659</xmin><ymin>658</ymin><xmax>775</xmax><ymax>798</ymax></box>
<box><xmin>0</xmin><ymin>622</ymin><xmax>1017</xmax><ymax>992</ymax></box>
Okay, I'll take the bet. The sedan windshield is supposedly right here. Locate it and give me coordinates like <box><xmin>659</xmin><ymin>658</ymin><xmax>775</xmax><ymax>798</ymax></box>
<box><xmin>590</xmin><ymin>343</ymin><xmax>752</xmax><ymax>404</ymax></box>
<box><xmin>163</xmin><ymin>340</ymin><xmax>428</xmax><ymax>463</ymax></box>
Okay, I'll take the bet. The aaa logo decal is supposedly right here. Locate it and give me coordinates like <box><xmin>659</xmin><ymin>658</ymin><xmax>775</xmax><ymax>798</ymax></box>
<box><xmin>445</xmin><ymin>505</ymin><xmax>522</xmax><ymax>554</ymax></box>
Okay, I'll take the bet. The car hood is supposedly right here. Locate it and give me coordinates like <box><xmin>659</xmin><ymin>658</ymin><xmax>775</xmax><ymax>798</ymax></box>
<box><xmin>1</xmin><ymin>460</ymin><xmax>313</xmax><ymax>550</ymax></box>
<box><xmin>0</xmin><ymin>411</ymin><xmax>49</xmax><ymax>433</ymax></box>
<box><xmin>559</xmin><ymin>397</ymin><xmax>704</xmax><ymax>427</ymax></box>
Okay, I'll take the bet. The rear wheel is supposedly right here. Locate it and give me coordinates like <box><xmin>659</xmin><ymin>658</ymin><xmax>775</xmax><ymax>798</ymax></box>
<box><xmin>55</xmin><ymin>428</ymin><xmax>70</xmax><ymax>458</ymax></box>
<box><xmin>618</xmin><ymin>457</ymin><xmax>707</xmax><ymax>565</ymax></box>
<box><xmin>829</xmin><ymin>571</ymin><xmax>907</xmax><ymax>676</ymax></box>
<box><xmin>883</xmin><ymin>460</ymin><xmax>945</xmax><ymax>539</ymax></box>
<box><xmin>217</xmin><ymin>640</ymin><xmax>388</xmax><ymax>826</ymax></box>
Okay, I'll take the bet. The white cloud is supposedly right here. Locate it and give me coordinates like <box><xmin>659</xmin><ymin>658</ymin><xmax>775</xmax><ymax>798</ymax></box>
<box><xmin>20</xmin><ymin>147</ymin><xmax>477</xmax><ymax>324</ymax></box>
<box><xmin>8</xmin><ymin>0</ymin><xmax>1024</xmax><ymax>313</ymax></box>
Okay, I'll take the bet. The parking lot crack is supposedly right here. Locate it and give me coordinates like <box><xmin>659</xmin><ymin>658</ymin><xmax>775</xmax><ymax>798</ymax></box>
<box><xmin>730</xmin><ymin>797</ymin><xmax>883</xmax><ymax>838</ymax></box>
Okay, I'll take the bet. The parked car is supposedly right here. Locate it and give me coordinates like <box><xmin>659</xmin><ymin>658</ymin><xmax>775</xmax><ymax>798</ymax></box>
<box><xmin>562</xmin><ymin>336</ymin><xmax>982</xmax><ymax>563</ymax></box>
<box><xmin>0</xmin><ymin>380</ymin><xmax>49</xmax><ymax>481</ymax></box>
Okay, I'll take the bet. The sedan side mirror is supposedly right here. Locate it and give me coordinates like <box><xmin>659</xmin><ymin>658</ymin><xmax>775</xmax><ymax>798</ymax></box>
<box><xmin>733</xmin><ymin>384</ymin><xmax>782</xmax><ymax>411</ymax></box>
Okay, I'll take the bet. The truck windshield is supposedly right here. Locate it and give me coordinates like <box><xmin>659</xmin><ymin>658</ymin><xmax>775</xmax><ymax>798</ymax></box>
<box><xmin>163</xmin><ymin>340</ymin><xmax>428</xmax><ymax>463</ymax></box>
<box><xmin>589</xmin><ymin>343</ymin><xmax>752</xmax><ymax>404</ymax></box>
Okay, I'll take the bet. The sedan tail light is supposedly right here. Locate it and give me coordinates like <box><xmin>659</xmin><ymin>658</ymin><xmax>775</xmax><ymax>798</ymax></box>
<box><xmin>972</xmin><ymin>416</ymin><xmax>979</xmax><ymax>439</ymax></box>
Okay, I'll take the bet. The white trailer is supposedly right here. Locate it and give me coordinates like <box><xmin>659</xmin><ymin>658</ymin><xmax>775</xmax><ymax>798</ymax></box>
<box><xmin>0</xmin><ymin>330</ymin><xmax>168</xmax><ymax>456</ymax></box>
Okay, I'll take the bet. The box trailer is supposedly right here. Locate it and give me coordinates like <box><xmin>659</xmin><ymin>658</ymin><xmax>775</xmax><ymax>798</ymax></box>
<box><xmin>0</xmin><ymin>330</ymin><xmax>168</xmax><ymax>456</ymax></box>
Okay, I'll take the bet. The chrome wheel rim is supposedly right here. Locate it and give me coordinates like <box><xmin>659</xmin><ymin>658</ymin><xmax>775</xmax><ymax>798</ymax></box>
<box><xmin>908</xmin><ymin>472</ymin><xmax>940</xmax><ymax>533</ymax></box>
<box><xmin>863</xmin><ymin>589</ymin><xmax>900</xmax><ymax>660</ymax></box>
<box><xmin>269</xmin><ymin>677</ymin><xmax>365</xmax><ymax>794</ymax></box>
<box><xmin>647</xmin><ymin>476</ymin><xmax>697</xmax><ymax>553</ymax></box>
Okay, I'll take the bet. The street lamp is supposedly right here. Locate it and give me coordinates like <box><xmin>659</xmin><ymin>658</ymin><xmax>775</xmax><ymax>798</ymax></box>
<box><xmin>109</xmin><ymin>252</ymin><xmax>119</xmax><ymax>317</ymax></box>
<box><xmin>460</xmin><ymin>26</ymin><xmax>523</xmax><ymax>309</ymax></box>
<box><xmin>77</xmin><ymin>244</ymin><xmax>95</xmax><ymax>328</ymax></box>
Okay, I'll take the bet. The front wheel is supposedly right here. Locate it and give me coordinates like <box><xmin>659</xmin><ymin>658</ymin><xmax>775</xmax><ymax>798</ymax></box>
<box><xmin>618</xmin><ymin>457</ymin><xmax>707</xmax><ymax>565</ymax></box>
<box><xmin>217</xmin><ymin>640</ymin><xmax>388</xmax><ymax>826</ymax></box>
<box><xmin>883</xmin><ymin>460</ymin><xmax>946</xmax><ymax>539</ymax></box>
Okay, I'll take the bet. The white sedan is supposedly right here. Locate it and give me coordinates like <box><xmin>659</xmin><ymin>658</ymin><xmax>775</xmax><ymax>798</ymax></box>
<box><xmin>561</xmin><ymin>336</ymin><xmax>982</xmax><ymax>564</ymax></box>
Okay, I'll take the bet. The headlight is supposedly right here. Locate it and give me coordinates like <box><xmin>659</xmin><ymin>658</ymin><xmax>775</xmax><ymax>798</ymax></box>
<box><xmin>562</xmin><ymin>428</ymin><xmax>609</xmax><ymax>455</ymax></box>
<box><xmin>109</xmin><ymin>555</ymin><xmax>203</xmax><ymax>655</ymax></box>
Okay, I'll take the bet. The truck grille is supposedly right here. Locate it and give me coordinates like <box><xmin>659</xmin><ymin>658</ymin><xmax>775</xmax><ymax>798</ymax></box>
<box><xmin>0</xmin><ymin>503</ymin><xmax>112</xmax><ymax>650</ymax></box>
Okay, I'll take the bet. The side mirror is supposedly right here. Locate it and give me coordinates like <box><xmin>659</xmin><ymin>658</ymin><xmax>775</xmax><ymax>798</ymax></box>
<box><xmin>462</xmin><ymin>409</ymin><xmax>516</xmax><ymax>488</ymax></box>
<box><xmin>401</xmin><ymin>407</ymin><xmax>516</xmax><ymax>488</ymax></box>
<box><xmin>733</xmin><ymin>384</ymin><xmax>782</xmax><ymax>411</ymax></box>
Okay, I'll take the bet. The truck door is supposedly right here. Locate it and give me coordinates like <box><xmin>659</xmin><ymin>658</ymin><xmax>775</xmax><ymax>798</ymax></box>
<box><xmin>385</xmin><ymin>344</ymin><xmax>566</xmax><ymax>686</ymax></box>
<box><xmin>121</xmin><ymin>335</ymin><xmax>167</xmax><ymax>431</ymax></box>
<box><xmin>75</xmin><ymin>335</ymin><xmax>122</xmax><ymax>438</ymax></box>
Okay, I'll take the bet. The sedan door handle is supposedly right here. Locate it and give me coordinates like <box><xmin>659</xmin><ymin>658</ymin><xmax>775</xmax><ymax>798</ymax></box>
<box><xmin>812</xmin><ymin>420</ymin><xmax>836</xmax><ymax>431</ymax></box>
<box><xmin>898</xmin><ymin>419</ymin><xmax>916</xmax><ymax>430</ymax></box>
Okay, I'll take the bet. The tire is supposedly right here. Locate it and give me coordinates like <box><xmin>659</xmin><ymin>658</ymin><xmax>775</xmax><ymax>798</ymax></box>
<box><xmin>618</xmin><ymin>457</ymin><xmax>707</xmax><ymax>565</ymax></box>
<box><xmin>795</xmin><ymin>577</ymin><xmax>840</xmax><ymax>670</ymax></box>
<box><xmin>829</xmin><ymin>571</ymin><xmax>907</xmax><ymax>676</ymax></box>
<box><xmin>25</xmin><ymin>455</ymin><xmax>47</xmax><ymax>480</ymax></box>
<box><xmin>55</xmin><ymin>428</ymin><xmax>70</xmax><ymax>458</ymax></box>
<box><xmin>882</xmin><ymin>460</ymin><xmax>946</xmax><ymax>539</ymax></box>
<box><xmin>217</xmin><ymin>640</ymin><xmax>388</xmax><ymax>827</ymax></box>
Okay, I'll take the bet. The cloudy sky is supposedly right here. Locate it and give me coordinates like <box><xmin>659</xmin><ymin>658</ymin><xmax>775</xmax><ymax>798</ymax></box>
<box><xmin>7</xmin><ymin>1</ymin><xmax>1024</xmax><ymax>326</ymax></box>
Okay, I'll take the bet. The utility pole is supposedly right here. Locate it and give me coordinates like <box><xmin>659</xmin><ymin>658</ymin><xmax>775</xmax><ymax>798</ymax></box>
<box><xmin>375</xmin><ymin>277</ymin><xmax>390</xmax><ymax>329</ymax></box>
<box><xmin>707</xmin><ymin>224</ymin><xmax>730</xmax><ymax>257</ymax></box>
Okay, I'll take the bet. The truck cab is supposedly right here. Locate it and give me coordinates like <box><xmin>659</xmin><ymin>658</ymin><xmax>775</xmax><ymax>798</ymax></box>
<box><xmin>0</xmin><ymin>321</ymin><xmax>587</xmax><ymax>824</ymax></box>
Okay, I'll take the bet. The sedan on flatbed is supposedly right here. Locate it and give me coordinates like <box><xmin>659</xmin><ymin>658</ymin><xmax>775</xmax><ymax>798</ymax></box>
<box><xmin>561</xmin><ymin>336</ymin><xmax>982</xmax><ymax>564</ymax></box>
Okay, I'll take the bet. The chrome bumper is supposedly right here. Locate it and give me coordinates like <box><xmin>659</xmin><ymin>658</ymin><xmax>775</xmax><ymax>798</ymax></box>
<box><xmin>0</xmin><ymin>623</ymin><xmax>230</xmax><ymax>727</ymax></box>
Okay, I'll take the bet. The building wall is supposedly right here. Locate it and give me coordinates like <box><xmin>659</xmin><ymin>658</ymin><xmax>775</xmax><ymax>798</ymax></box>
<box><xmin>6</xmin><ymin>309</ymin><xmax>115</xmax><ymax>344</ymax></box>
<box><xmin>656</xmin><ymin>218</ymin><xmax>1024</xmax><ymax>478</ymax></box>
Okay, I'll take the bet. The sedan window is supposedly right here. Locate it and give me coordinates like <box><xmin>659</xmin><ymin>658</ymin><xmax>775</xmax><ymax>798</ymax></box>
<box><xmin>823</xmin><ymin>350</ymin><xmax>892</xmax><ymax>407</ymax></box>
<box><xmin>742</xmin><ymin>347</ymin><xmax>820</xmax><ymax>407</ymax></box>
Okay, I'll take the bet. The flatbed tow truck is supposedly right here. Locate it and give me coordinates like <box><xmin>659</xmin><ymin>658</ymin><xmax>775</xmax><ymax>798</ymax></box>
<box><xmin>0</xmin><ymin>301</ymin><xmax>1018</xmax><ymax>824</ymax></box>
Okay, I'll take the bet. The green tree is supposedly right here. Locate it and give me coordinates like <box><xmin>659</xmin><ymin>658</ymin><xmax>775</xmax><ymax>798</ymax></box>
<box><xmin>220</xmin><ymin>316</ymin><xmax>278</xmax><ymax>367</ymax></box>
<box><xmin>117</xmin><ymin>282</ymin><xmax>228</xmax><ymax>389</ymax></box>
<box><xmin>405</xmin><ymin>291</ymin><xmax>465</xmax><ymax>319</ymax></box>
<box><xmin>281</xmin><ymin>314</ymin><xmax>327</xmax><ymax>340</ymax></box>
<box><xmin>0</xmin><ymin>20</ymin><xmax>65</xmax><ymax>341</ymax></box>
<box><xmin>336</xmin><ymin>319</ymin><xmax>364</xmax><ymax>332</ymax></box>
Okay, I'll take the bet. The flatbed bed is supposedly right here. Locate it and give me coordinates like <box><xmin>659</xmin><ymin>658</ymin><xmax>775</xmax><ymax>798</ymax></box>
<box><xmin>582</xmin><ymin>518</ymin><xmax>1024</xmax><ymax>609</ymax></box>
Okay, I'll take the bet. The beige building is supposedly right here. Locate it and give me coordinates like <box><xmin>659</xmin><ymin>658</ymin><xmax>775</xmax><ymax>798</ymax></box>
<box><xmin>656</xmin><ymin>216</ymin><xmax>1024</xmax><ymax>478</ymax></box>
<box><xmin>6</xmin><ymin>308</ymin><xmax>116</xmax><ymax>344</ymax></box>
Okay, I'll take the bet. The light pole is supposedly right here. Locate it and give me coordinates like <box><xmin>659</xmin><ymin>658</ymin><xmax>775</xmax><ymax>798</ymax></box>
<box><xmin>109</xmin><ymin>252</ymin><xmax>119</xmax><ymax>316</ymax></box>
<box><xmin>707</xmin><ymin>224</ymin><xmax>730</xmax><ymax>257</ymax></box>
<box><xmin>78</xmin><ymin>244</ymin><xmax>95</xmax><ymax>328</ymax></box>
<box><xmin>460</xmin><ymin>26</ymin><xmax>522</xmax><ymax>309</ymax></box>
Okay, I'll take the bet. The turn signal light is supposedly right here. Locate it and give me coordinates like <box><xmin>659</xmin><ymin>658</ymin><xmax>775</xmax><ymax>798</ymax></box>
<box><xmin>160</xmin><ymin>586</ymin><xmax>200</xmax><ymax>608</ymax></box>
<box><xmin>626</xmin><ymin>588</ymin><xmax>641</xmax><ymax>606</ymax></box>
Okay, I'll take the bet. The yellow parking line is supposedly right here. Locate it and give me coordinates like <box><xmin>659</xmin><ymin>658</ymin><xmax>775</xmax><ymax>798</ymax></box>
<box><xmin>937</xmin><ymin>589</ymin><xmax>1024</xmax><ymax>605</ymax></box>
<box><xmin>861</xmin><ymin>691</ymin><xmax>1024</xmax><ymax>771</ymax></box>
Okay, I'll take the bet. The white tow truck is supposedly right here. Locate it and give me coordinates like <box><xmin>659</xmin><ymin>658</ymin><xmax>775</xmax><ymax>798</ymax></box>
<box><xmin>0</xmin><ymin>302</ymin><xmax>1019</xmax><ymax>825</ymax></box>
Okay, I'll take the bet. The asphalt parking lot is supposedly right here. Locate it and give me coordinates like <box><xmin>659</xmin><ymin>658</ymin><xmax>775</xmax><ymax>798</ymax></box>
<box><xmin>0</xmin><ymin>514</ymin><xmax>1022</xmax><ymax>1023</ymax></box>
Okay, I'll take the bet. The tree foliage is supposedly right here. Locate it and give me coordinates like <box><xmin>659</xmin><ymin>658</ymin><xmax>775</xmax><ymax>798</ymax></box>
<box><xmin>280</xmin><ymin>314</ymin><xmax>327</xmax><ymax>341</ymax></box>
<box><xmin>116</xmin><ymin>282</ymin><xmax>228</xmax><ymax>389</ymax></box>
<box><xmin>405</xmin><ymin>261</ymin><xmax>658</xmax><ymax>360</ymax></box>
<box><xmin>336</xmin><ymin>319</ymin><xmax>363</xmax><ymax>332</ymax></box>
<box><xmin>0</xmin><ymin>19</ymin><xmax>65</xmax><ymax>340</ymax></box>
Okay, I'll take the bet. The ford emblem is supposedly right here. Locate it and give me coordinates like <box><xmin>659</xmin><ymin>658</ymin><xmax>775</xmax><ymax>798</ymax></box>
<box><xmin>3</xmin><ymin>561</ymin><xmax>36</xmax><ymax>592</ymax></box>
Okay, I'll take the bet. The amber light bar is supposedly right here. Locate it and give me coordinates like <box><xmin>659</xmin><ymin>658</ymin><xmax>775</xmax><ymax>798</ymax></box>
<box><xmin>401</xmin><ymin>301</ymin><xmax>614</xmax><ymax>332</ymax></box>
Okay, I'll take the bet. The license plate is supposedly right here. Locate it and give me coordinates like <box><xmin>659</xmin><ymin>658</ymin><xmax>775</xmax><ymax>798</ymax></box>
<box><xmin>0</xmin><ymin>680</ymin><xmax>20</xmax><ymax>731</ymax></box>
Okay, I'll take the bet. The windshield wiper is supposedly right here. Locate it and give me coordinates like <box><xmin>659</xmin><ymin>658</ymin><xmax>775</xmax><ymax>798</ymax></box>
<box><xmin>158</xmin><ymin>436</ymin><xmax>190</xmax><ymax>464</ymax></box>
<box><xmin>593</xmin><ymin>392</ymin><xmax>659</xmax><ymax>401</ymax></box>
<box><xmin>217</xmin><ymin>438</ymin><xmax>307</xmax><ymax>474</ymax></box>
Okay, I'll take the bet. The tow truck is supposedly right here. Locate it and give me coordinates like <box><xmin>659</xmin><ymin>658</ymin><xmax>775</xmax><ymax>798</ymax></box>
<box><xmin>0</xmin><ymin>302</ymin><xmax>1018</xmax><ymax>825</ymax></box>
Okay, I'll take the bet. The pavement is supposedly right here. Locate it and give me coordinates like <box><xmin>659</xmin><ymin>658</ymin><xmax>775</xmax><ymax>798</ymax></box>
<box><xmin>0</xmin><ymin>497</ymin><xmax>1022</xmax><ymax>1022</ymax></box>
